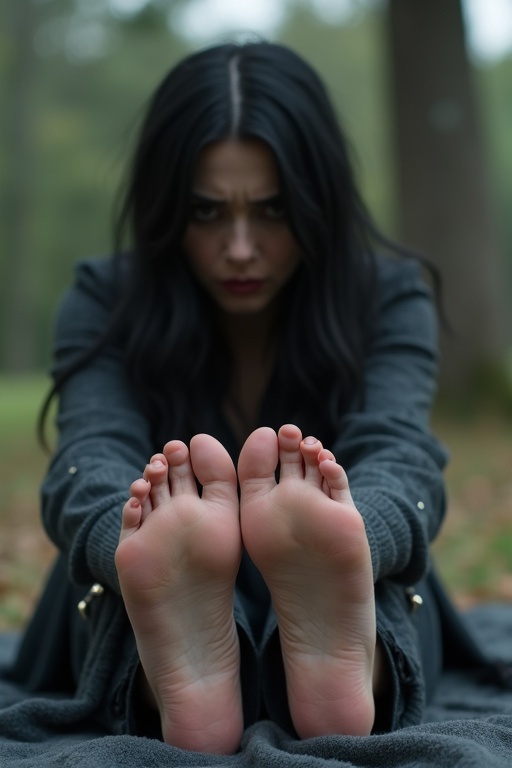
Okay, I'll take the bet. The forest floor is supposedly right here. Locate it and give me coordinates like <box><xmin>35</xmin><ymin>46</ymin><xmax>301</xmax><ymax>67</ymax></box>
<box><xmin>0</xmin><ymin>374</ymin><xmax>511</xmax><ymax>631</ymax></box>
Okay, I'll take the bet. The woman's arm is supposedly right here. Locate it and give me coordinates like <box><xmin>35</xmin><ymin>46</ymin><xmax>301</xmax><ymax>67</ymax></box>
<box><xmin>41</xmin><ymin>257</ymin><xmax>154</xmax><ymax>593</ymax></box>
<box><xmin>333</xmin><ymin>257</ymin><xmax>448</xmax><ymax>585</ymax></box>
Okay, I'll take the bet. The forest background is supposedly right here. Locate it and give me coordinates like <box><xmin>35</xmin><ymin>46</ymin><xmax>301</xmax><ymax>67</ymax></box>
<box><xmin>1</xmin><ymin>0</ymin><xmax>512</xmax><ymax>629</ymax></box>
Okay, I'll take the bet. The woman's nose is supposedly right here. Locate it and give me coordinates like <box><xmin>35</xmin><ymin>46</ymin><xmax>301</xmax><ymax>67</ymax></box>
<box><xmin>227</xmin><ymin>219</ymin><xmax>254</xmax><ymax>261</ymax></box>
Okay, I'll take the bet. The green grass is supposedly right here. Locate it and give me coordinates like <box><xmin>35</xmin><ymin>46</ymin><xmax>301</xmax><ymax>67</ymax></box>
<box><xmin>431</xmin><ymin>407</ymin><xmax>512</xmax><ymax>606</ymax></box>
<box><xmin>0</xmin><ymin>374</ymin><xmax>50</xmax><ymax>435</ymax></box>
<box><xmin>0</xmin><ymin>374</ymin><xmax>56</xmax><ymax>630</ymax></box>
<box><xmin>0</xmin><ymin>374</ymin><xmax>511</xmax><ymax>630</ymax></box>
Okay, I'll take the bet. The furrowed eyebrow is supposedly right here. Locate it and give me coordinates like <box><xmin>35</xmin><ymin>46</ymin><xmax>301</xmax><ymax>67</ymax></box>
<box><xmin>190</xmin><ymin>192</ymin><xmax>282</xmax><ymax>204</ymax></box>
<box><xmin>190</xmin><ymin>193</ymin><xmax>224</xmax><ymax>204</ymax></box>
<box><xmin>255</xmin><ymin>194</ymin><xmax>282</xmax><ymax>205</ymax></box>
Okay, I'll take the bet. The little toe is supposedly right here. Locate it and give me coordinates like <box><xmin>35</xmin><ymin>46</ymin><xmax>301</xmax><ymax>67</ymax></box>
<box><xmin>277</xmin><ymin>424</ymin><xmax>305</xmax><ymax>479</ymax></box>
<box><xmin>119</xmin><ymin>498</ymin><xmax>142</xmax><ymax>542</ymax></box>
<box><xmin>163</xmin><ymin>440</ymin><xmax>199</xmax><ymax>496</ymax></box>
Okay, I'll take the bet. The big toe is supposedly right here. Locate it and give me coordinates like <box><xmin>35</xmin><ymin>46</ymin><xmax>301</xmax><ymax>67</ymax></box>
<box><xmin>238</xmin><ymin>427</ymin><xmax>278</xmax><ymax>490</ymax></box>
<box><xmin>189</xmin><ymin>434</ymin><xmax>238</xmax><ymax>503</ymax></box>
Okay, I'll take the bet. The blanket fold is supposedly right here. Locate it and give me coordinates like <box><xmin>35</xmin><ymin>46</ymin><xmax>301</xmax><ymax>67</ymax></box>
<box><xmin>0</xmin><ymin>604</ymin><xmax>511</xmax><ymax>767</ymax></box>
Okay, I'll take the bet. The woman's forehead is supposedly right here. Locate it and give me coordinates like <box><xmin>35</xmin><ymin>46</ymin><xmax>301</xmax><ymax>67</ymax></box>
<box><xmin>192</xmin><ymin>139</ymin><xmax>279</xmax><ymax>198</ymax></box>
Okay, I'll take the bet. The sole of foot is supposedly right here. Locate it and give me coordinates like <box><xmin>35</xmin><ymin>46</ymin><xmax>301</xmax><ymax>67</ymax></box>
<box><xmin>238</xmin><ymin>424</ymin><xmax>376</xmax><ymax>738</ymax></box>
<box><xmin>115</xmin><ymin>435</ymin><xmax>243</xmax><ymax>753</ymax></box>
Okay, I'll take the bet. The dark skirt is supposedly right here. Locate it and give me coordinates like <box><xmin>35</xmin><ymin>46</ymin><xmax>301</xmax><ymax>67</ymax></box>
<box><xmin>3</xmin><ymin>553</ymin><xmax>494</xmax><ymax>737</ymax></box>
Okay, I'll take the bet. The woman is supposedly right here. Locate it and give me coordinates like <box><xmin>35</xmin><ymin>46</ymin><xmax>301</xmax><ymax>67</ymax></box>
<box><xmin>11</xmin><ymin>41</ymin><xmax>451</xmax><ymax>754</ymax></box>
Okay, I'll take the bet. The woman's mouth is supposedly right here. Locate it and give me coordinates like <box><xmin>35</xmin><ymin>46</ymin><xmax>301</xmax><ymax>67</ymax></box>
<box><xmin>222</xmin><ymin>279</ymin><xmax>264</xmax><ymax>295</ymax></box>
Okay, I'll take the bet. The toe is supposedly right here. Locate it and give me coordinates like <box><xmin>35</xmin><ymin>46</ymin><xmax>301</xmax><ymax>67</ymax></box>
<box><xmin>300</xmin><ymin>436</ymin><xmax>324</xmax><ymax>486</ymax></box>
<box><xmin>277</xmin><ymin>424</ymin><xmax>304</xmax><ymax>479</ymax></box>
<box><xmin>189</xmin><ymin>434</ymin><xmax>238</xmax><ymax>505</ymax></box>
<box><xmin>144</xmin><ymin>455</ymin><xmax>171</xmax><ymax>507</ymax></box>
<box><xmin>164</xmin><ymin>441</ymin><xmax>198</xmax><ymax>496</ymax></box>
<box><xmin>318</xmin><ymin>454</ymin><xmax>354</xmax><ymax>505</ymax></box>
<box><xmin>129</xmin><ymin>477</ymin><xmax>152</xmax><ymax>522</ymax></box>
<box><xmin>129</xmin><ymin>477</ymin><xmax>150</xmax><ymax>501</ymax></box>
<box><xmin>238</xmin><ymin>427</ymin><xmax>278</xmax><ymax>493</ymax></box>
<box><xmin>119</xmin><ymin>498</ymin><xmax>142</xmax><ymax>543</ymax></box>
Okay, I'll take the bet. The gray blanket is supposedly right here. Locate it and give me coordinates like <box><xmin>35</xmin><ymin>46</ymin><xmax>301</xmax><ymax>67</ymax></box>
<box><xmin>0</xmin><ymin>604</ymin><xmax>511</xmax><ymax>767</ymax></box>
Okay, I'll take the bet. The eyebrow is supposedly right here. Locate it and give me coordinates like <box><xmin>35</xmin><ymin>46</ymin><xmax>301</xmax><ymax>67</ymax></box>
<box><xmin>190</xmin><ymin>192</ymin><xmax>281</xmax><ymax>205</ymax></box>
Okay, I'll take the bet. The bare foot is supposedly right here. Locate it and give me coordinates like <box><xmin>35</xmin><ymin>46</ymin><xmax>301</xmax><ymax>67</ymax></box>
<box><xmin>238</xmin><ymin>424</ymin><xmax>376</xmax><ymax>738</ymax></box>
<box><xmin>115</xmin><ymin>436</ymin><xmax>243</xmax><ymax>754</ymax></box>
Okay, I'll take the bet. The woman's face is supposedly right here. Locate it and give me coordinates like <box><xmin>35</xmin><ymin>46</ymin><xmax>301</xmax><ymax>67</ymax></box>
<box><xmin>182</xmin><ymin>139</ymin><xmax>300</xmax><ymax>320</ymax></box>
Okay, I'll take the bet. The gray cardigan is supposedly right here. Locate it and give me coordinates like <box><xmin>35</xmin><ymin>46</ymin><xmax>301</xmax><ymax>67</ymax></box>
<box><xmin>4</xmin><ymin>256</ymin><xmax>512</xmax><ymax>764</ymax></box>
<box><xmin>41</xmin><ymin>253</ymin><xmax>447</xmax><ymax>596</ymax></box>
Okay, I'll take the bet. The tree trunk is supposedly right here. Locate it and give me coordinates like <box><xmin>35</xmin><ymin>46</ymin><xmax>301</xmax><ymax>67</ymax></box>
<box><xmin>387</xmin><ymin>0</ymin><xmax>507</xmax><ymax>392</ymax></box>
<box><xmin>1</xmin><ymin>0</ymin><xmax>37</xmax><ymax>371</ymax></box>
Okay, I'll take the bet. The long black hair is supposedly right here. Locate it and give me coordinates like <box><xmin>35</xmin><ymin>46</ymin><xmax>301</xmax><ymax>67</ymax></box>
<box><xmin>40</xmin><ymin>41</ymin><xmax>412</xmax><ymax>448</ymax></box>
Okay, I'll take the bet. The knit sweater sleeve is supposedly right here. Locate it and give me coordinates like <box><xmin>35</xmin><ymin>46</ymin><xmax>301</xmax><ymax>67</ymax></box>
<box><xmin>333</xmin><ymin>258</ymin><xmax>448</xmax><ymax>585</ymax></box>
<box><xmin>41</xmin><ymin>257</ymin><xmax>154</xmax><ymax>593</ymax></box>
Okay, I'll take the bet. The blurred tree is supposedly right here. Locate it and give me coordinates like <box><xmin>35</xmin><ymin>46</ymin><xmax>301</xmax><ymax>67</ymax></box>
<box><xmin>0</xmin><ymin>0</ymin><xmax>510</xmax><ymax>382</ymax></box>
<box><xmin>475</xmin><ymin>55</ymin><xmax>512</xmax><ymax>278</ymax></box>
<box><xmin>278</xmin><ymin>3</ymin><xmax>394</xmax><ymax>231</ymax></box>
<box><xmin>0</xmin><ymin>0</ymin><xmax>190</xmax><ymax>371</ymax></box>
<box><xmin>1</xmin><ymin>0</ymin><xmax>38</xmax><ymax>370</ymax></box>
<box><xmin>387</xmin><ymin>0</ymin><xmax>508</xmax><ymax>392</ymax></box>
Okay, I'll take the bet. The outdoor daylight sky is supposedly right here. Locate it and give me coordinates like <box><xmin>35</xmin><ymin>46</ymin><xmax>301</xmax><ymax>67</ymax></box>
<box><xmin>108</xmin><ymin>0</ymin><xmax>512</xmax><ymax>63</ymax></box>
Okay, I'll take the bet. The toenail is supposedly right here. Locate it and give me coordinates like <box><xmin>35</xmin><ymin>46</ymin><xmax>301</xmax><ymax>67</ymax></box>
<box><xmin>150</xmin><ymin>460</ymin><xmax>165</xmax><ymax>468</ymax></box>
<box><xmin>303</xmin><ymin>437</ymin><xmax>317</xmax><ymax>445</ymax></box>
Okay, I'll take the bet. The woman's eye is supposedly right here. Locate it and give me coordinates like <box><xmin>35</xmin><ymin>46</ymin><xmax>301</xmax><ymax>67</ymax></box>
<box><xmin>191</xmin><ymin>204</ymin><xmax>219</xmax><ymax>223</ymax></box>
<box><xmin>262</xmin><ymin>201</ymin><xmax>285</xmax><ymax>220</ymax></box>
